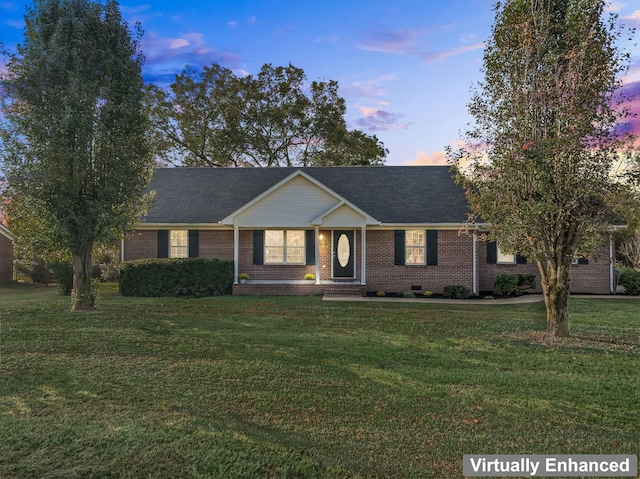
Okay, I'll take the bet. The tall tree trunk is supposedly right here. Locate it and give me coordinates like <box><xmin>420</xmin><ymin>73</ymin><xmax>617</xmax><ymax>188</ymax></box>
<box><xmin>538</xmin><ymin>259</ymin><xmax>572</xmax><ymax>337</ymax></box>
<box><xmin>72</xmin><ymin>246</ymin><xmax>94</xmax><ymax>311</ymax></box>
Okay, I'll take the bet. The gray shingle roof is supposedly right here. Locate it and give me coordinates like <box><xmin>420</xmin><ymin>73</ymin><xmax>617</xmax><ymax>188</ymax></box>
<box><xmin>141</xmin><ymin>166</ymin><xmax>471</xmax><ymax>225</ymax></box>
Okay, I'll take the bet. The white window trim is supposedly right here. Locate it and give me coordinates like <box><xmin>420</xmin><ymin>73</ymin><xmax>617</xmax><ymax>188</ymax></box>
<box><xmin>264</xmin><ymin>230</ymin><xmax>306</xmax><ymax>265</ymax></box>
<box><xmin>405</xmin><ymin>229</ymin><xmax>426</xmax><ymax>265</ymax></box>
<box><xmin>170</xmin><ymin>230</ymin><xmax>188</xmax><ymax>258</ymax></box>
<box><xmin>496</xmin><ymin>244</ymin><xmax>516</xmax><ymax>264</ymax></box>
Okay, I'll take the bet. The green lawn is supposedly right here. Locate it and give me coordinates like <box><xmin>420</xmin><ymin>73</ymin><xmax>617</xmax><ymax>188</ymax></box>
<box><xmin>1</xmin><ymin>283</ymin><xmax>638</xmax><ymax>478</ymax></box>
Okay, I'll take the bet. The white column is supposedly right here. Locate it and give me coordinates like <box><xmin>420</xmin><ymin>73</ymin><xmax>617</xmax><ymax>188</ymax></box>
<box><xmin>233</xmin><ymin>226</ymin><xmax>239</xmax><ymax>284</ymax></box>
<box><xmin>315</xmin><ymin>226</ymin><xmax>321</xmax><ymax>284</ymax></box>
<box><xmin>610</xmin><ymin>233</ymin><xmax>615</xmax><ymax>294</ymax></box>
<box><xmin>472</xmin><ymin>229</ymin><xmax>478</xmax><ymax>296</ymax></box>
<box><xmin>361</xmin><ymin>226</ymin><xmax>366</xmax><ymax>285</ymax></box>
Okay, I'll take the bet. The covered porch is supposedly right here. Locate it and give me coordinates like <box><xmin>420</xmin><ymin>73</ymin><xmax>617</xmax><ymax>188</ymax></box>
<box><xmin>220</xmin><ymin>170</ymin><xmax>378</xmax><ymax>296</ymax></box>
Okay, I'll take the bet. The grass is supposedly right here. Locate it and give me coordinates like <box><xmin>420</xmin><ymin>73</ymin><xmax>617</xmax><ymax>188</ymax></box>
<box><xmin>1</xmin><ymin>283</ymin><xmax>639</xmax><ymax>478</ymax></box>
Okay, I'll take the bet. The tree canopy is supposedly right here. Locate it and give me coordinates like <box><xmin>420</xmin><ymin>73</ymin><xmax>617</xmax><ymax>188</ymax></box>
<box><xmin>449</xmin><ymin>0</ymin><xmax>639</xmax><ymax>336</ymax></box>
<box><xmin>0</xmin><ymin>0</ymin><xmax>154</xmax><ymax>310</ymax></box>
<box><xmin>144</xmin><ymin>63</ymin><xmax>388</xmax><ymax>167</ymax></box>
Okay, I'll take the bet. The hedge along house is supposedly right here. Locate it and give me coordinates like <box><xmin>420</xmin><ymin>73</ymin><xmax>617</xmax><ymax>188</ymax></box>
<box><xmin>0</xmin><ymin>224</ymin><xmax>16</xmax><ymax>282</ymax></box>
<box><xmin>122</xmin><ymin>166</ymin><xmax>615</xmax><ymax>296</ymax></box>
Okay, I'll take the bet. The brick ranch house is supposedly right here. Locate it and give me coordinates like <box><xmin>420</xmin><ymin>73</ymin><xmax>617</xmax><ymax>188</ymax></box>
<box><xmin>122</xmin><ymin>166</ymin><xmax>616</xmax><ymax>296</ymax></box>
<box><xmin>0</xmin><ymin>224</ymin><xmax>16</xmax><ymax>282</ymax></box>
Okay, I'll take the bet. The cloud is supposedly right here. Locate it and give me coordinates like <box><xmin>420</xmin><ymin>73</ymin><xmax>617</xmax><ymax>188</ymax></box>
<box><xmin>354</xmin><ymin>107</ymin><xmax>409</xmax><ymax>132</ymax></box>
<box><xmin>606</xmin><ymin>2</ymin><xmax>626</xmax><ymax>12</ymax></box>
<box><xmin>616</xmin><ymin>80</ymin><xmax>640</xmax><ymax>139</ymax></box>
<box><xmin>141</xmin><ymin>31</ymin><xmax>241</xmax><ymax>84</ymax></box>
<box><xmin>357</xmin><ymin>28</ymin><xmax>420</xmax><ymax>55</ymax></box>
<box><xmin>141</xmin><ymin>32</ymin><xmax>242</xmax><ymax>85</ymax></box>
<box><xmin>421</xmin><ymin>42</ymin><xmax>485</xmax><ymax>64</ymax></box>
<box><xmin>342</xmin><ymin>74</ymin><xmax>397</xmax><ymax>99</ymax></box>
<box><xmin>357</xmin><ymin>26</ymin><xmax>484</xmax><ymax>64</ymax></box>
<box><xmin>405</xmin><ymin>150</ymin><xmax>449</xmax><ymax>166</ymax></box>
<box><xmin>228</xmin><ymin>21</ymin><xmax>238</xmax><ymax>27</ymax></box>
<box><xmin>622</xmin><ymin>10</ymin><xmax>640</xmax><ymax>25</ymax></box>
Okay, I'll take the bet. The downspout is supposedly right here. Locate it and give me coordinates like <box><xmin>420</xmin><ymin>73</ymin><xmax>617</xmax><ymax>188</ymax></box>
<box><xmin>120</xmin><ymin>237</ymin><xmax>125</xmax><ymax>263</ymax></box>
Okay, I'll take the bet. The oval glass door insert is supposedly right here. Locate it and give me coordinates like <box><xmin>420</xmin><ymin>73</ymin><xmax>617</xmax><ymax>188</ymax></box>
<box><xmin>337</xmin><ymin>234</ymin><xmax>351</xmax><ymax>268</ymax></box>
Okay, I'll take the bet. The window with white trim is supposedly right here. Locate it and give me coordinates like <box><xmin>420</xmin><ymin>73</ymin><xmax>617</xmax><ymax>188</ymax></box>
<box><xmin>265</xmin><ymin>230</ymin><xmax>305</xmax><ymax>264</ymax></box>
<box><xmin>497</xmin><ymin>244</ymin><xmax>516</xmax><ymax>264</ymax></box>
<box><xmin>405</xmin><ymin>230</ymin><xmax>426</xmax><ymax>265</ymax></box>
<box><xmin>170</xmin><ymin>230</ymin><xmax>188</xmax><ymax>258</ymax></box>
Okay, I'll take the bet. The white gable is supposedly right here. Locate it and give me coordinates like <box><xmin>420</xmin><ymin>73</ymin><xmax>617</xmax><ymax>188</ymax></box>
<box><xmin>313</xmin><ymin>202</ymin><xmax>367</xmax><ymax>227</ymax></box>
<box><xmin>221</xmin><ymin>170</ymin><xmax>379</xmax><ymax>228</ymax></box>
<box><xmin>231</xmin><ymin>174</ymin><xmax>340</xmax><ymax>227</ymax></box>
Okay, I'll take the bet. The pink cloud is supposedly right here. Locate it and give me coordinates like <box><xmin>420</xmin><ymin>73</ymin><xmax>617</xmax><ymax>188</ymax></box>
<box><xmin>342</xmin><ymin>74</ymin><xmax>396</xmax><ymax>99</ymax></box>
<box><xmin>621</xmin><ymin>10</ymin><xmax>640</xmax><ymax>25</ymax></box>
<box><xmin>616</xmin><ymin>80</ymin><xmax>640</xmax><ymax>141</ymax></box>
<box><xmin>405</xmin><ymin>150</ymin><xmax>449</xmax><ymax>166</ymax></box>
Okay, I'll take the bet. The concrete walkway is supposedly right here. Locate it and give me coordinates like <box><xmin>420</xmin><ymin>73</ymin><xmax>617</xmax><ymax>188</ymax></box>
<box><xmin>323</xmin><ymin>294</ymin><xmax>638</xmax><ymax>305</ymax></box>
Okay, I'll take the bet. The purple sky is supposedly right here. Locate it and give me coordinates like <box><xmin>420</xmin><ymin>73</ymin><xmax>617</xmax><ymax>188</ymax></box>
<box><xmin>1</xmin><ymin>1</ymin><xmax>639</xmax><ymax>165</ymax></box>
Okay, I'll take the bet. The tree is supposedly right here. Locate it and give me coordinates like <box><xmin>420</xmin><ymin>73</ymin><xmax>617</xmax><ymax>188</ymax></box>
<box><xmin>0</xmin><ymin>0</ymin><xmax>153</xmax><ymax>310</ymax></box>
<box><xmin>144</xmin><ymin>63</ymin><xmax>388</xmax><ymax>167</ymax></box>
<box><xmin>449</xmin><ymin>0</ymin><xmax>639</xmax><ymax>337</ymax></box>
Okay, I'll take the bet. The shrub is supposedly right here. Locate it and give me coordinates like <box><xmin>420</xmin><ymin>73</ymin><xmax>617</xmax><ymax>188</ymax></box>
<box><xmin>304</xmin><ymin>273</ymin><xmax>316</xmax><ymax>281</ymax></box>
<box><xmin>422</xmin><ymin>290</ymin><xmax>433</xmax><ymax>297</ymax></box>
<box><xmin>618</xmin><ymin>268</ymin><xmax>640</xmax><ymax>295</ymax></box>
<box><xmin>402</xmin><ymin>291</ymin><xmax>416</xmax><ymax>298</ymax></box>
<box><xmin>376</xmin><ymin>291</ymin><xmax>386</xmax><ymax>297</ymax></box>
<box><xmin>493</xmin><ymin>274</ymin><xmax>519</xmax><ymax>296</ymax></box>
<box><xmin>15</xmin><ymin>257</ymin><xmax>52</xmax><ymax>284</ymax></box>
<box><xmin>493</xmin><ymin>274</ymin><xmax>536</xmax><ymax>296</ymax></box>
<box><xmin>49</xmin><ymin>260</ymin><xmax>73</xmax><ymax>296</ymax></box>
<box><xmin>119</xmin><ymin>258</ymin><xmax>234</xmax><ymax>298</ymax></box>
<box><xmin>443</xmin><ymin>285</ymin><xmax>471</xmax><ymax>299</ymax></box>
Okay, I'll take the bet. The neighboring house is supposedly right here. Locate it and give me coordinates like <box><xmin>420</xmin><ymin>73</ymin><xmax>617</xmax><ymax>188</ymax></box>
<box><xmin>0</xmin><ymin>224</ymin><xmax>16</xmax><ymax>282</ymax></box>
<box><xmin>123</xmin><ymin>166</ymin><xmax>615</xmax><ymax>296</ymax></box>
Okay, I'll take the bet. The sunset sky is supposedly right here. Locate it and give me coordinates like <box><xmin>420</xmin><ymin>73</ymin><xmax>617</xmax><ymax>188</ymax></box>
<box><xmin>1</xmin><ymin>0</ymin><xmax>639</xmax><ymax>166</ymax></box>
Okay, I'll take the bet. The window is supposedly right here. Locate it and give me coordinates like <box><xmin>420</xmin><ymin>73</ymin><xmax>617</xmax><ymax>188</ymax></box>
<box><xmin>394</xmin><ymin>230</ymin><xmax>438</xmax><ymax>266</ymax></box>
<box><xmin>496</xmin><ymin>244</ymin><xmax>516</xmax><ymax>264</ymax></box>
<box><xmin>170</xmin><ymin>230</ymin><xmax>188</xmax><ymax>258</ymax></box>
<box><xmin>405</xmin><ymin>230</ymin><xmax>426</xmax><ymax>265</ymax></box>
<box><xmin>265</xmin><ymin>230</ymin><xmax>305</xmax><ymax>264</ymax></box>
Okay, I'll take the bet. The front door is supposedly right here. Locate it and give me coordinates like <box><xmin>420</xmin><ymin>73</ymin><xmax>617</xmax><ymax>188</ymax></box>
<box><xmin>332</xmin><ymin>230</ymin><xmax>355</xmax><ymax>278</ymax></box>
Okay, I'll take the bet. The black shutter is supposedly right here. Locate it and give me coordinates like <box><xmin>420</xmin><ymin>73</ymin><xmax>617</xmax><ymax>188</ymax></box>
<box><xmin>487</xmin><ymin>241</ymin><xmax>497</xmax><ymax>264</ymax></box>
<box><xmin>305</xmin><ymin>230</ymin><xmax>315</xmax><ymax>265</ymax></box>
<box><xmin>188</xmin><ymin>230</ymin><xmax>199</xmax><ymax>258</ymax></box>
<box><xmin>394</xmin><ymin>230</ymin><xmax>405</xmax><ymax>265</ymax></box>
<box><xmin>157</xmin><ymin>230</ymin><xmax>169</xmax><ymax>258</ymax></box>
<box><xmin>516</xmin><ymin>254</ymin><xmax>527</xmax><ymax>264</ymax></box>
<box><xmin>253</xmin><ymin>230</ymin><xmax>264</xmax><ymax>265</ymax></box>
<box><xmin>426</xmin><ymin>230</ymin><xmax>438</xmax><ymax>265</ymax></box>
<box><xmin>578</xmin><ymin>257</ymin><xmax>589</xmax><ymax>265</ymax></box>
